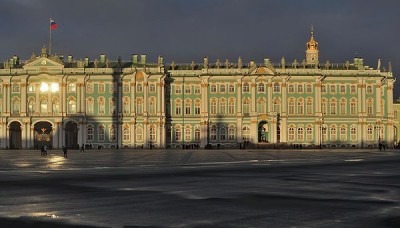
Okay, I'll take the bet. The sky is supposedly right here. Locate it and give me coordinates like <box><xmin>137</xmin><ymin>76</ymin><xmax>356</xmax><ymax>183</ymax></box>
<box><xmin>0</xmin><ymin>0</ymin><xmax>399</xmax><ymax>96</ymax></box>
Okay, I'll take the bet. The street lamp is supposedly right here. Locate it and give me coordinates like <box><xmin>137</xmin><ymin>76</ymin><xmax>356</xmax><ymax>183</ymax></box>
<box><xmin>375</xmin><ymin>125</ymin><xmax>381</xmax><ymax>148</ymax></box>
<box><xmin>320</xmin><ymin>118</ymin><xmax>326</xmax><ymax>149</ymax></box>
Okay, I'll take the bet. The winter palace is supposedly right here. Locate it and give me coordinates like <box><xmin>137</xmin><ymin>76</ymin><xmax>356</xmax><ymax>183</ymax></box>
<box><xmin>0</xmin><ymin>31</ymin><xmax>396</xmax><ymax>149</ymax></box>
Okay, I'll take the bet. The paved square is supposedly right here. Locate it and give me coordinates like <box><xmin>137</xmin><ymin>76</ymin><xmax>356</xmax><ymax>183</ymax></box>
<box><xmin>0</xmin><ymin>148</ymin><xmax>399</xmax><ymax>227</ymax></box>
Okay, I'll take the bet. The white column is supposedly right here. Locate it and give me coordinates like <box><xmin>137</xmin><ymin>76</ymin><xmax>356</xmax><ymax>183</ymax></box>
<box><xmin>376</xmin><ymin>81</ymin><xmax>382</xmax><ymax>116</ymax></box>
<box><xmin>30</xmin><ymin>125</ymin><xmax>34</xmax><ymax>149</ymax></box>
<box><xmin>131</xmin><ymin>82</ymin><xmax>136</xmax><ymax>116</ymax></box>
<box><xmin>251</xmin><ymin>81</ymin><xmax>256</xmax><ymax>113</ymax></box>
<box><xmin>21</xmin><ymin>82</ymin><xmax>27</xmax><ymax>116</ymax></box>
<box><xmin>21</xmin><ymin>123</ymin><xmax>27</xmax><ymax>148</ymax></box>
<box><xmin>81</xmin><ymin>83</ymin><xmax>86</xmax><ymax>113</ymax></box>
<box><xmin>2</xmin><ymin>83</ymin><xmax>6</xmax><ymax>114</ymax></box>
<box><xmin>52</xmin><ymin>124</ymin><xmax>58</xmax><ymax>149</ymax></box>
<box><xmin>131</xmin><ymin>122</ymin><xmax>136</xmax><ymax>148</ymax></box>
<box><xmin>143</xmin><ymin>121</ymin><xmax>148</xmax><ymax>148</ymax></box>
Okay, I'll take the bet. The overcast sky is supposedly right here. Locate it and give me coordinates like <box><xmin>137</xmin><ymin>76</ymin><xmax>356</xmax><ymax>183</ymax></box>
<box><xmin>0</xmin><ymin>0</ymin><xmax>399</xmax><ymax>95</ymax></box>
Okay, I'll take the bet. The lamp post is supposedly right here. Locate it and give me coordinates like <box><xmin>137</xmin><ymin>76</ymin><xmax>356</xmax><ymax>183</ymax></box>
<box><xmin>320</xmin><ymin>118</ymin><xmax>326</xmax><ymax>149</ymax></box>
<box><xmin>375</xmin><ymin>125</ymin><xmax>381</xmax><ymax>148</ymax></box>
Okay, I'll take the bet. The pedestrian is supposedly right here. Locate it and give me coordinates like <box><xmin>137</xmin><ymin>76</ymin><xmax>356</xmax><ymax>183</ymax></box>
<box><xmin>80</xmin><ymin>144</ymin><xmax>85</xmax><ymax>152</ymax></box>
<box><xmin>63</xmin><ymin>146</ymin><xmax>68</xmax><ymax>158</ymax></box>
<box><xmin>43</xmin><ymin>145</ymin><xmax>47</xmax><ymax>156</ymax></box>
<box><xmin>40</xmin><ymin>146</ymin><xmax>44</xmax><ymax>156</ymax></box>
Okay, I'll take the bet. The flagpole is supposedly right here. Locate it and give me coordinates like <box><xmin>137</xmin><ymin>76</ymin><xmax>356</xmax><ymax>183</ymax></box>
<box><xmin>49</xmin><ymin>18</ymin><xmax>52</xmax><ymax>55</ymax></box>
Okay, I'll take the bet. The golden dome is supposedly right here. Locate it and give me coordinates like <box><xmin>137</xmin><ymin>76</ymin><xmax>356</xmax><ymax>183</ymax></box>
<box><xmin>306</xmin><ymin>29</ymin><xmax>318</xmax><ymax>51</ymax></box>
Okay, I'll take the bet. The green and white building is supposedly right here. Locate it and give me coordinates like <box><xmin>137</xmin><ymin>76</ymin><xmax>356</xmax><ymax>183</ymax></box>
<box><xmin>0</xmin><ymin>31</ymin><xmax>396</xmax><ymax>149</ymax></box>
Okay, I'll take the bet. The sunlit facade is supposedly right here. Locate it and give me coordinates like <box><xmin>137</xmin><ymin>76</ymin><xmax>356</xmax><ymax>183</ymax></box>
<box><xmin>0</xmin><ymin>31</ymin><xmax>396</xmax><ymax>149</ymax></box>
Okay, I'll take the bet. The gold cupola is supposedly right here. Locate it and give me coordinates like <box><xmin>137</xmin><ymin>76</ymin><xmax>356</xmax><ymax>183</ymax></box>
<box><xmin>306</xmin><ymin>26</ymin><xmax>319</xmax><ymax>65</ymax></box>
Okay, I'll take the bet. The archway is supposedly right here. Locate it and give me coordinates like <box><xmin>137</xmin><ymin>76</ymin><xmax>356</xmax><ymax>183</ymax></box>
<box><xmin>9</xmin><ymin>121</ymin><xmax>22</xmax><ymax>149</ymax></box>
<box><xmin>258</xmin><ymin>121</ymin><xmax>269</xmax><ymax>143</ymax></box>
<box><xmin>65</xmin><ymin>121</ymin><xmax>78</xmax><ymax>149</ymax></box>
<box><xmin>34</xmin><ymin>121</ymin><xmax>53</xmax><ymax>150</ymax></box>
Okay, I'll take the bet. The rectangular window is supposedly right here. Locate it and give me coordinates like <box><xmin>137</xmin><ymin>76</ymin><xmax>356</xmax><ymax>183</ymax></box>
<box><xmin>185</xmin><ymin>85</ymin><xmax>191</xmax><ymax>94</ymax></box>
<box><xmin>194</xmin><ymin>86</ymin><xmax>201</xmax><ymax>94</ymax></box>
<box><xmin>98</xmin><ymin>84</ymin><xmax>105</xmax><ymax>93</ymax></box>
<box><xmin>123</xmin><ymin>84</ymin><xmax>130</xmax><ymax>93</ymax></box>
<box><xmin>175</xmin><ymin>85</ymin><xmax>182</xmax><ymax>94</ymax></box>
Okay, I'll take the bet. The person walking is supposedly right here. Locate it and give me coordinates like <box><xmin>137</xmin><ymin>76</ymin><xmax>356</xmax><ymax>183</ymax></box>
<box><xmin>43</xmin><ymin>145</ymin><xmax>47</xmax><ymax>156</ymax></box>
<box><xmin>63</xmin><ymin>146</ymin><xmax>68</xmax><ymax>158</ymax></box>
<box><xmin>80</xmin><ymin>144</ymin><xmax>85</xmax><ymax>152</ymax></box>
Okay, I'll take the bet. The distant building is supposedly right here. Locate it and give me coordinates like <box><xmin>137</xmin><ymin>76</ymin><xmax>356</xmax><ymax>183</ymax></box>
<box><xmin>0</xmin><ymin>30</ymin><xmax>395</xmax><ymax>149</ymax></box>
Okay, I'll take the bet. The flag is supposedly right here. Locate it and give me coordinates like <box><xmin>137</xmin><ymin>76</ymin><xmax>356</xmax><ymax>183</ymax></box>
<box><xmin>50</xmin><ymin>18</ymin><xmax>58</xmax><ymax>30</ymax></box>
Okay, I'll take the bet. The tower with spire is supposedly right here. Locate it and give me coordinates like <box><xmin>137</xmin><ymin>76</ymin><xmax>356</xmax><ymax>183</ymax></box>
<box><xmin>306</xmin><ymin>25</ymin><xmax>319</xmax><ymax>65</ymax></box>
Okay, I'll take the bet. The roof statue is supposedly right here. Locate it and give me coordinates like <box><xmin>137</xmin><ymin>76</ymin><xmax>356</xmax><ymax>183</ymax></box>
<box><xmin>307</xmin><ymin>26</ymin><xmax>318</xmax><ymax>51</ymax></box>
<box><xmin>238</xmin><ymin>57</ymin><xmax>243</xmax><ymax>69</ymax></box>
<box><xmin>377</xmin><ymin>59</ymin><xmax>381</xmax><ymax>70</ymax></box>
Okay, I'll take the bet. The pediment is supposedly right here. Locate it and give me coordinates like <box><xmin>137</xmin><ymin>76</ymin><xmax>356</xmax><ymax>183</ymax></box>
<box><xmin>251</xmin><ymin>67</ymin><xmax>275</xmax><ymax>75</ymax></box>
<box><xmin>23</xmin><ymin>57</ymin><xmax>64</xmax><ymax>70</ymax></box>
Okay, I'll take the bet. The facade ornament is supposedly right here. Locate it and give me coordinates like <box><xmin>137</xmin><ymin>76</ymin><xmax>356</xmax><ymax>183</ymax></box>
<box><xmin>345</xmin><ymin>60</ymin><xmax>350</xmax><ymax>70</ymax></box>
<box><xmin>203</xmin><ymin>57</ymin><xmax>208</xmax><ymax>69</ymax></box>
<box><xmin>324</xmin><ymin>60</ymin><xmax>330</xmax><ymax>69</ymax></box>
<box><xmin>301</xmin><ymin>59</ymin><xmax>306</xmax><ymax>68</ymax></box>
<box><xmin>281</xmin><ymin>57</ymin><xmax>286</xmax><ymax>69</ymax></box>
<box><xmin>158</xmin><ymin>55</ymin><xmax>163</xmax><ymax>67</ymax></box>
<box><xmin>389</xmin><ymin>62</ymin><xmax>392</xmax><ymax>72</ymax></box>
<box><xmin>77</xmin><ymin>59</ymin><xmax>85</xmax><ymax>68</ymax></box>
<box><xmin>216</xmin><ymin>59</ymin><xmax>221</xmax><ymax>68</ymax></box>
<box><xmin>377</xmin><ymin>58</ymin><xmax>381</xmax><ymax>70</ymax></box>
<box><xmin>171</xmin><ymin>61</ymin><xmax>176</xmax><ymax>70</ymax></box>
<box><xmin>106</xmin><ymin>59</ymin><xmax>111</xmax><ymax>68</ymax></box>
<box><xmin>238</xmin><ymin>57</ymin><xmax>243</xmax><ymax>69</ymax></box>
<box><xmin>41</xmin><ymin>45</ymin><xmax>48</xmax><ymax>57</ymax></box>
<box><xmin>292</xmin><ymin>59</ymin><xmax>299</xmax><ymax>68</ymax></box>
<box><xmin>264</xmin><ymin>58</ymin><xmax>272</xmax><ymax>68</ymax></box>
<box><xmin>191</xmin><ymin>61</ymin><xmax>195</xmax><ymax>70</ymax></box>
<box><xmin>225</xmin><ymin>59</ymin><xmax>230</xmax><ymax>68</ymax></box>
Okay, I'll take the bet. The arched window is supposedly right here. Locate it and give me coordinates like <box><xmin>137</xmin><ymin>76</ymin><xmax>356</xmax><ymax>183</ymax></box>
<box><xmin>258</xmin><ymin>83</ymin><xmax>265</xmax><ymax>93</ymax></box>
<box><xmin>40</xmin><ymin>99</ymin><xmax>48</xmax><ymax>114</ymax></box>
<box><xmin>340</xmin><ymin>126</ymin><xmax>347</xmax><ymax>141</ymax></box>
<box><xmin>194</xmin><ymin>126</ymin><xmax>201</xmax><ymax>142</ymax></box>
<box><xmin>297</xmin><ymin>127</ymin><xmax>304</xmax><ymax>142</ymax></box>
<box><xmin>367</xmin><ymin>99</ymin><xmax>373</xmax><ymax>116</ymax></box>
<box><xmin>98</xmin><ymin>125</ymin><xmax>105</xmax><ymax>141</ymax></box>
<box><xmin>194</xmin><ymin>99</ymin><xmax>201</xmax><ymax>115</ymax></box>
<box><xmin>350</xmin><ymin>85</ymin><xmax>356</xmax><ymax>94</ymax></box>
<box><xmin>68</xmin><ymin>98</ymin><xmax>76</xmax><ymax>114</ymax></box>
<box><xmin>350</xmin><ymin>98</ymin><xmax>357</xmax><ymax>115</ymax></box>
<box><xmin>211</xmin><ymin>99</ymin><xmax>217</xmax><ymax>115</ymax></box>
<box><xmin>367</xmin><ymin>125</ymin><xmax>373</xmax><ymax>141</ymax></box>
<box><xmin>306</xmin><ymin>84</ymin><xmax>312</xmax><ymax>93</ymax></box>
<box><xmin>136</xmin><ymin>126</ymin><xmax>143</xmax><ymax>142</ymax></box>
<box><xmin>220</xmin><ymin>84</ymin><xmax>226</xmax><ymax>93</ymax></box>
<box><xmin>28</xmin><ymin>99</ymin><xmax>35</xmax><ymax>115</ymax></box>
<box><xmin>123</xmin><ymin>83</ymin><xmax>130</xmax><ymax>93</ymax></box>
<box><xmin>257</xmin><ymin>98</ymin><xmax>266</xmax><ymax>114</ymax></box>
<box><xmin>149</xmin><ymin>97</ymin><xmax>156</xmax><ymax>114</ymax></box>
<box><xmin>330</xmin><ymin>99</ymin><xmax>336</xmax><ymax>115</ymax></box>
<box><xmin>330</xmin><ymin>84</ymin><xmax>336</xmax><ymax>94</ymax></box>
<box><xmin>243</xmin><ymin>99</ymin><xmax>250</xmax><ymax>115</ymax></box>
<box><xmin>228</xmin><ymin>84</ymin><xmax>235</xmax><ymax>93</ymax></box>
<box><xmin>273</xmin><ymin>99</ymin><xmax>281</xmax><ymax>114</ymax></box>
<box><xmin>321</xmin><ymin>99</ymin><xmax>327</xmax><ymax>115</ymax></box>
<box><xmin>306</xmin><ymin>99</ymin><xmax>313</xmax><ymax>115</ymax></box>
<box><xmin>297</xmin><ymin>98</ymin><xmax>304</xmax><ymax>115</ymax></box>
<box><xmin>86</xmin><ymin>83</ymin><xmax>93</xmax><ymax>93</ymax></box>
<box><xmin>184</xmin><ymin>125</ymin><xmax>191</xmax><ymax>142</ymax></box>
<box><xmin>52</xmin><ymin>98</ymin><xmax>60</xmax><ymax>114</ymax></box>
<box><xmin>98</xmin><ymin>97</ymin><xmax>105</xmax><ymax>115</ymax></box>
<box><xmin>243</xmin><ymin>83</ymin><xmax>250</xmax><ymax>92</ymax></box>
<box><xmin>123</xmin><ymin>97</ymin><xmax>130</xmax><ymax>114</ymax></box>
<box><xmin>288</xmin><ymin>84</ymin><xmax>294</xmax><ymax>93</ymax></box>
<box><xmin>149</xmin><ymin>125</ymin><xmax>156</xmax><ymax>142</ymax></box>
<box><xmin>110</xmin><ymin>97</ymin><xmax>117</xmax><ymax>114</ymax></box>
<box><xmin>220</xmin><ymin>98</ymin><xmax>226</xmax><ymax>115</ymax></box>
<box><xmin>297</xmin><ymin>84</ymin><xmax>303</xmax><ymax>93</ymax></box>
<box><xmin>340</xmin><ymin>85</ymin><xmax>346</xmax><ymax>94</ymax></box>
<box><xmin>68</xmin><ymin>83</ymin><xmax>76</xmax><ymax>92</ymax></box>
<box><xmin>321</xmin><ymin>84</ymin><xmax>327</xmax><ymax>93</ymax></box>
<box><xmin>228</xmin><ymin>99</ymin><xmax>235</xmax><ymax>115</ymax></box>
<box><xmin>123</xmin><ymin>125</ymin><xmax>130</xmax><ymax>141</ymax></box>
<box><xmin>366</xmin><ymin>85</ymin><xmax>373</xmax><ymax>94</ymax></box>
<box><xmin>98</xmin><ymin>83</ymin><xmax>105</xmax><ymax>93</ymax></box>
<box><xmin>228</xmin><ymin>125</ymin><xmax>235</xmax><ymax>141</ymax></box>
<box><xmin>136</xmin><ymin>98</ymin><xmax>143</xmax><ymax>114</ymax></box>
<box><xmin>340</xmin><ymin>99</ymin><xmax>347</xmax><ymax>115</ymax></box>
<box><xmin>220</xmin><ymin>125</ymin><xmax>226</xmax><ymax>141</ymax></box>
<box><xmin>210</xmin><ymin>84</ymin><xmax>217</xmax><ymax>93</ymax></box>
<box><xmin>149</xmin><ymin>84</ymin><xmax>156</xmax><ymax>93</ymax></box>
<box><xmin>350</xmin><ymin>125</ymin><xmax>357</xmax><ymax>141</ymax></box>
<box><xmin>288</xmin><ymin>99</ymin><xmax>295</xmax><ymax>115</ymax></box>
<box><xmin>175</xmin><ymin>99</ymin><xmax>182</xmax><ymax>115</ymax></box>
<box><xmin>175</xmin><ymin>126</ymin><xmax>181</xmax><ymax>142</ymax></box>
<box><xmin>12</xmin><ymin>83</ymin><xmax>20</xmax><ymax>93</ymax></box>
<box><xmin>109</xmin><ymin>125</ymin><xmax>116</xmax><ymax>141</ymax></box>
<box><xmin>306</xmin><ymin>126</ymin><xmax>313</xmax><ymax>141</ymax></box>
<box><xmin>87</xmin><ymin>125</ymin><xmax>94</xmax><ymax>142</ymax></box>
<box><xmin>273</xmin><ymin>83</ymin><xmax>280</xmax><ymax>93</ymax></box>
<box><xmin>185</xmin><ymin>99</ymin><xmax>191</xmax><ymax>115</ymax></box>
<box><xmin>86</xmin><ymin>98</ymin><xmax>94</xmax><ymax>114</ymax></box>
<box><xmin>288</xmin><ymin>126</ymin><xmax>295</xmax><ymax>142</ymax></box>
<box><xmin>136</xmin><ymin>83</ymin><xmax>143</xmax><ymax>93</ymax></box>
<box><xmin>330</xmin><ymin>125</ymin><xmax>337</xmax><ymax>141</ymax></box>
<box><xmin>211</xmin><ymin>125</ymin><xmax>217</xmax><ymax>141</ymax></box>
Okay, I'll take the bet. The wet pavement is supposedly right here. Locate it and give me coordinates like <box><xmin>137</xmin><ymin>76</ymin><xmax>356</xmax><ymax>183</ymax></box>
<box><xmin>0</xmin><ymin>148</ymin><xmax>399</xmax><ymax>227</ymax></box>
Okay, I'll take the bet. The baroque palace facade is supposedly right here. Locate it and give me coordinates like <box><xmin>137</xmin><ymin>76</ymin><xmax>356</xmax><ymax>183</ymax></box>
<box><xmin>0</xmin><ymin>31</ymin><xmax>396</xmax><ymax>149</ymax></box>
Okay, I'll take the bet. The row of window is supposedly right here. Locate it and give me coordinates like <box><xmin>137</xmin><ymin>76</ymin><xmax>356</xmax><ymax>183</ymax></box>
<box><xmin>287</xmin><ymin>124</ymin><xmax>384</xmax><ymax>142</ymax></box>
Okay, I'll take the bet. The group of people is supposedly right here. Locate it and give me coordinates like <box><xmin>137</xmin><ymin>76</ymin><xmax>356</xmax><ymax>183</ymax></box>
<box><xmin>40</xmin><ymin>145</ymin><xmax>47</xmax><ymax>156</ymax></box>
<box><xmin>39</xmin><ymin>144</ymin><xmax>87</xmax><ymax>158</ymax></box>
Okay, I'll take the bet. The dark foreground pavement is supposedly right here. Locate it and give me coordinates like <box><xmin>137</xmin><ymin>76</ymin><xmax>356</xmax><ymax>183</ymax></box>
<box><xmin>0</xmin><ymin>149</ymin><xmax>399</xmax><ymax>227</ymax></box>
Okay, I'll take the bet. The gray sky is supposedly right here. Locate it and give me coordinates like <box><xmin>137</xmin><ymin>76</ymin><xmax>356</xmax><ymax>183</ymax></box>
<box><xmin>1</xmin><ymin>0</ymin><xmax>399</xmax><ymax>95</ymax></box>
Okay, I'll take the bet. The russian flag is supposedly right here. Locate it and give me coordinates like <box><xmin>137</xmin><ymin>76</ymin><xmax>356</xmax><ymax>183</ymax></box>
<box><xmin>50</xmin><ymin>18</ymin><xmax>58</xmax><ymax>30</ymax></box>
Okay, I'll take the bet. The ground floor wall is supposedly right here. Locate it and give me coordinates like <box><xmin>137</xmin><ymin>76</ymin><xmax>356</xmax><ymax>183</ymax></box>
<box><xmin>0</xmin><ymin>115</ymin><xmax>394</xmax><ymax>149</ymax></box>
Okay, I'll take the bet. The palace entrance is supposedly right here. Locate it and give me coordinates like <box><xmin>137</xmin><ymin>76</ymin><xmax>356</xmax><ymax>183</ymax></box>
<box><xmin>34</xmin><ymin>121</ymin><xmax>53</xmax><ymax>149</ymax></box>
<box><xmin>258</xmin><ymin>121</ymin><xmax>269</xmax><ymax>143</ymax></box>
<box><xmin>9</xmin><ymin>121</ymin><xmax>22</xmax><ymax>149</ymax></box>
<box><xmin>65</xmin><ymin>121</ymin><xmax>78</xmax><ymax>149</ymax></box>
